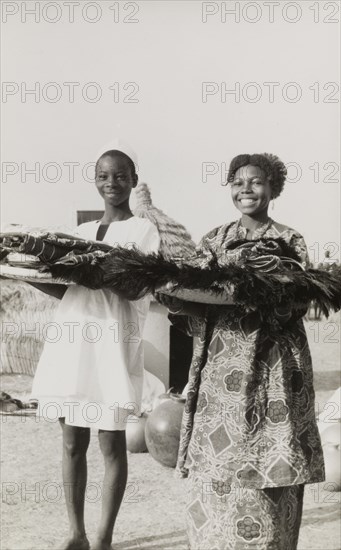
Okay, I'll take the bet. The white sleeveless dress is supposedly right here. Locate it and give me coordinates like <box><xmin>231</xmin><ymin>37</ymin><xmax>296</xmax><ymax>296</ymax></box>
<box><xmin>31</xmin><ymin>217</ymin><xmax>160</xmax><ymax>430</ymax></box>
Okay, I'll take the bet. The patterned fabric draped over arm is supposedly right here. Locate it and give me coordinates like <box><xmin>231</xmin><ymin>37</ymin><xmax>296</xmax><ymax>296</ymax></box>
<box><xmin>290</xmin><ymin>232</ymin><xmax>311</xmax><ymax>269</ymax></box>
<box><xmin>267</xmin><ymin>231</ymin><xmax>311</xmax><ymax>325</ymax></box>
<box><xmin>288</xmin><ymin>232</ymin><xmax>312</xmax><ymax>321</ymax></box>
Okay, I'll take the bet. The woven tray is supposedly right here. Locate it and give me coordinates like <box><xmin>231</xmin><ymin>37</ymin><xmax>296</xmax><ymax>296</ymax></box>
<box><xmin>0</xmin><ymin>264</ymin><xmax>71</xmax><ymax>285</ymax></box>
<box><xmin>157</xmin><ymin>284</ymin><xmax>234</xmax><ymax>305</ymax></box>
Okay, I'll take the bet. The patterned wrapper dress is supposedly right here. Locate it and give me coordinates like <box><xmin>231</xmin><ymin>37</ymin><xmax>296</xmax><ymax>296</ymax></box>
<box><xmin>171</xmin><ymin>219</ymin><xmax>325</xmax><ymax>550</ymax></box>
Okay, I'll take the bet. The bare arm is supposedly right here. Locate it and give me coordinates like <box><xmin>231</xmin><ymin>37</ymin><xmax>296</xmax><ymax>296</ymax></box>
<box><xmin>26</xmin><ymin>281</ymin><xmax>67</xmax><ymax>300</ymax></box>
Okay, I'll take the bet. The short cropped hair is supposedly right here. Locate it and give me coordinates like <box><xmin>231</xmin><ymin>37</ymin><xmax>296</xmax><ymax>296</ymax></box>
<box><xmin>95</xmin><ymin>150</ymin><xmax>137</xmax><ymax>178</ymax></box>
<box><xmin>227</xmin><ymin>153</ymin><xmax>287</xmax><ymax>199</ymax></box>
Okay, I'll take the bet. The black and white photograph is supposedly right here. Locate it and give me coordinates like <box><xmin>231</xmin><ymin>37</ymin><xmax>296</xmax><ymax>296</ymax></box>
<box><xmin>1</xmin><ymin>1</ymin><xmax>340</xmax><ymax>549</ymax></box>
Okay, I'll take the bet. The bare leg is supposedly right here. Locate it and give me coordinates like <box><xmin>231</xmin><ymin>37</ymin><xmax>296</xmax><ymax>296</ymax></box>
<box><xmin>59</xmin><ymin>419</ymin><xmax>91</xmax><ymax>550</ymax></box>
<box><xmin>92</xmin><ymin>430</ymin><xmax>128</xmax><ymax>550</ymax></box>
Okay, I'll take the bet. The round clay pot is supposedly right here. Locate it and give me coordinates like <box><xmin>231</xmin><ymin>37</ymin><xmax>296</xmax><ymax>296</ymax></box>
<box><xmin>126</xmin><ymin>413</ymin><xmax>148</xmax><ymax>453</ymax></box>
<box><xmin>152</xmin><ymin>387</ymin><xmax>174</xmax><ymax>410</ymax></box>
<box><xmin>145</xmin><ymin>393</ymin><xmax>185</xmax><ymax>468</ymax></box>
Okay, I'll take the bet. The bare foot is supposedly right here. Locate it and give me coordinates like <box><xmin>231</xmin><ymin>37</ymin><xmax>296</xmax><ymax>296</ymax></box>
<box><xmin>59</xmin><ymin>536</ymin><xmax>90</xmax><ymax>550</ymax></box>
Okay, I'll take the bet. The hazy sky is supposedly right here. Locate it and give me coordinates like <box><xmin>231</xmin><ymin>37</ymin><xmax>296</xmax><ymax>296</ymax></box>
<box><xmin>1</xmin><ymin>0</ymin><xmax>340</xmax><ymax>263</ymax></box>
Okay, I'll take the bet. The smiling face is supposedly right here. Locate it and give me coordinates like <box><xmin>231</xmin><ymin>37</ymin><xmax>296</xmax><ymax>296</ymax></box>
<box><xmin>230</xmin><ymin>164</ymin><xmax>272</xmax><ymax>217</ymax></box>
<box><xmin>95</xmin><ymin>153</ymin><xmax>138</xmax><ymax>207</ymax></box>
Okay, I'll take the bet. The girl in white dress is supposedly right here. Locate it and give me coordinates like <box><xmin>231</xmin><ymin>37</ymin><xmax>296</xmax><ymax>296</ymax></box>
<box><xmin>31</xmin><ymin>149</ymin><xmax>159</xmax><ymax>550</ymax></box>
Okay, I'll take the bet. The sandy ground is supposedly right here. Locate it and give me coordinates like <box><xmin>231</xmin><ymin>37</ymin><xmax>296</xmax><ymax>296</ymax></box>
<box><xmin>1</xmin><ymin>318</ymin><xmax>340</xmax><ymax>550</ymax></box>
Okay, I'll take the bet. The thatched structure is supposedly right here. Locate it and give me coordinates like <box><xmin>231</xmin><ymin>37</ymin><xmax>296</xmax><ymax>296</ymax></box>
<box><xmin>0</xmin><ymin>281</ymin><xmax>57</xmax><ymax>375</ymax></box>
<box><xmin>133</xmin><ymin>183</ymin><xmax>196</xmax><ymax>259</ymax></box>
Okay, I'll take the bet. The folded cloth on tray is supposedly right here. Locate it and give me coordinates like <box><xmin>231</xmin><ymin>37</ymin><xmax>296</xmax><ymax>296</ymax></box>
<box><xmin>0</xmin><ymin>232</ymin><xmax>113</xmax><ymax>265</ymax></box>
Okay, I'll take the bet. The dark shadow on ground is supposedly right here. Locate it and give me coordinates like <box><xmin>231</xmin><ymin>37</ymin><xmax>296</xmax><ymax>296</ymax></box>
<box><xmin>302</xmin><ymin>504</ymin><xmax>341</xmax><ymax>526</ymax></box>
<box><xmin>113</xmin><ymin>530</ymin><xmax>187</xmax><ymax>550</ymax></box>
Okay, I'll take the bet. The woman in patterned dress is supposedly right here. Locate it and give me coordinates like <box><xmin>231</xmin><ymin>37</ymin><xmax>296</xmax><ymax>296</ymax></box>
<box><xmin>157</xmin><ymin>153</ymin><xmax>324</xmax><ymax>549</ymax></box>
